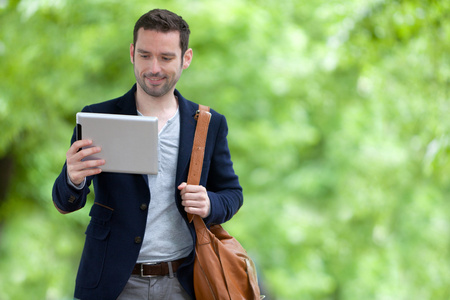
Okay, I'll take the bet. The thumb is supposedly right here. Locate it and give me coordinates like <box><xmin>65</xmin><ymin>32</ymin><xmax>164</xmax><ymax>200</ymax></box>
<box><xmin>178</xmin><ymin>182</ymin><xmax>187</xmax><ymax>191</ymax></box>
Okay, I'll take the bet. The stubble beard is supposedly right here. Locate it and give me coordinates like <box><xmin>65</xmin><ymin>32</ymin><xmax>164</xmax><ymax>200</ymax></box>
<box><xmin>136</xmin><ymin>73</ymin><xmax>170</xmax><ymax>98</ymax></box>
<box><xmin>134</xmin><ymin>63</ymin><xmax>183</xmax><ymax>98</ymax></box>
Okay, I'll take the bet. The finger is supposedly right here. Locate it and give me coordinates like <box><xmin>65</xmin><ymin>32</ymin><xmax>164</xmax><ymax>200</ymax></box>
<box><xmin>68</xmin><ymin>157</ymin><xmax>105</xmax><ymax>174</ymax></box>
<box><xmin>180</xmin><ymin>184</ymin><xmax>205</xmax><ymax>195</ymax></box>
<box><xmin>180</xmin><ymin>191</ymin><xmax>199</xmax><ymax>201</ymax></box>
<box><xmin>67</xmin><ymin>148</ymin><xmax>105</xmax><ymax>185</ymax></box>
<box><xmin>80</xmin><ymin>157</ymin><xmax>106</xmax><ymax>168</ymax></box>
<box><xmin>69</xmin><ymin>167</ymin><xmax>103</xmax><ymax>185</ymax></box>
<box><xmin>67</xmin><ymin>146</ymin><xmax>102</xmax><ymax>165</ymax></box>
<box><xmin>184</xmin><ymin>206</ymin><xmax>210</xmax><ymax>218</ymax></box>
<box><xmin>178</xmin><ymin>182</ymin><xmax>187</xmax><ymax>191</ymax></box>
<box><xmin>76</xmin><ymin>146</ymin><xmax>102</xmax><ymax>161</ymax></box>
<box><xmin>67</xmin><ymin>140</ymin><xmax>96</xmax><ymax>161</ymax></box>
<box><xmin>181</xmin><ymin>199</ymin><xmax>203</xmax><ymax>208</ymax></box>
<box><xmin>68</xmin><ymin>158</ymin><xmax>105</xmax><ymax>180</ymax></box>
<box><xmin>184</xmin><ymin>206</ymin><xmax>202</xmax><ymax>214</ymax></box>
<box><xmin>181</xmin><ymin>188</ymin><xmax>207</xmax><ymax>201</ymax></box>
<box><xmin>68</xmin><ymin>139</ymin><xmax>93</xmax><ymax>155</ymax></box>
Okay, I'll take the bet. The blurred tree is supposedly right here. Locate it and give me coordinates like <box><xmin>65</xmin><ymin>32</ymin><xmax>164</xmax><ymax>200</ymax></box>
<box><xmin>0</xmin><ymin>0</ymin><xmax>449</xmax><ymax>299</ymax></box>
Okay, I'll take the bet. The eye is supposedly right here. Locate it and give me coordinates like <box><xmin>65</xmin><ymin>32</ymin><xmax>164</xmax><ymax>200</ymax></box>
<box><xmin>162</xmin><ymin>57</ymin><xmax>173</xmax><ymax>61</ymax></box>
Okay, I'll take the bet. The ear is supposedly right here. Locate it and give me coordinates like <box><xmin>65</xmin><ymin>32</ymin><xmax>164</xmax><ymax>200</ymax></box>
<box><xmin>182</xmin><ymin>48</ymin><xmax>193</xmax><ymax>70</ymax></box>
<box><xmin>130</xmin><ymin>43</ymin><xmax>135</xmax><ymax>64</ymax></box>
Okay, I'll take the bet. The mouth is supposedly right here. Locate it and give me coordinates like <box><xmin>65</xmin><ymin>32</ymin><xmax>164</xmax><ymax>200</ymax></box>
<box><xmin>146</xmin><ymin>75</ymin><xmax>165</xmax><ymax>85</ymax></box>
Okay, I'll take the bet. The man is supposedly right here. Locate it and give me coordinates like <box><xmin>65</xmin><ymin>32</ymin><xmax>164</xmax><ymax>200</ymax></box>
<box><xmin>52</xmin><ymin>9</ymin><xmax>243</xmax><ymax>300</ymax></box>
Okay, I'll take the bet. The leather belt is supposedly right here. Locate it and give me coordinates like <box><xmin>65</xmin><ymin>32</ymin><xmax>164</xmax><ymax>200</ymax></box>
<box><xmin>132</xmin><ymin>258</ymin><xmax>185</xmax><ymax>277</ymax></box>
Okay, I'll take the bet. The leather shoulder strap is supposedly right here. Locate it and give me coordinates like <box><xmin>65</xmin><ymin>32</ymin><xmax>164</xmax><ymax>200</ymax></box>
<box><xmin>187</xmin><ymin>105</ymin><xmax>211</xmax><ymax>222</ymax></box>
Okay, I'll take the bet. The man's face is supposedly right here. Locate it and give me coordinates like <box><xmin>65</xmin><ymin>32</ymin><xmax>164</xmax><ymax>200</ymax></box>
<box><xmin>130</xmin><ymin>28</ymin><xmax>192</xmax><ymax>98</ymax></box>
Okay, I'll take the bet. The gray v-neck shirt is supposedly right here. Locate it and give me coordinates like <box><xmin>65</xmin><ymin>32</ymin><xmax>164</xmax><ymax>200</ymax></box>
<box><xmin>137</xmin><ymin>109</ymin><xmax>193</xmax><ymax>263</ymax></box>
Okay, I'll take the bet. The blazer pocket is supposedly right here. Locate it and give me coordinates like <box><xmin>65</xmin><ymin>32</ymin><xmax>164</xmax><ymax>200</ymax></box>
<box><xmin>76</xmin><ymin>222</ymin><xmax>110</xmax><ymax>289</ymax></box>
<box><xmin>89</xmin><ymin>202</ymin><xmax>114</xmax><ymax>224</ymax></box>
<box><xmin>85</xmin><ymin>222</ymin><xmax>110</xmax><ymax>240</ymax></box>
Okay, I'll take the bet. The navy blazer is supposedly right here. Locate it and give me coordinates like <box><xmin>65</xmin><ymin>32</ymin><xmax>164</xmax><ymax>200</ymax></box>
<box><xmin>52</xmin><ymin>85</ymin><xmax>243</xmax><ymax>300</ymax></box>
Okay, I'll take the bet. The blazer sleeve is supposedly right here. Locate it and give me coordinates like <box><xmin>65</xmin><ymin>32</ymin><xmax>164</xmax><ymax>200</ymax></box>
<box><xmin>52</xmin><ymin>163</ymin><xmax>91</xmax><ymax>213</ymax></box>
<box><xmin>202</xmin><ymin>113</ymin><xmax>243</xmax><ymax>225</ymax></box>
<box><xmin>52</xmin><ymin>107</ymin><xmax>94</xmax><ymax>213</ymax></box>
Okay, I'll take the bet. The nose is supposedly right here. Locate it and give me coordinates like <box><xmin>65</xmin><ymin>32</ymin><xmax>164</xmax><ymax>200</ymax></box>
<box><xmin>150</xmin><ymin>58</ymin><xmax>162</xmax><ymax>74</ymax></box>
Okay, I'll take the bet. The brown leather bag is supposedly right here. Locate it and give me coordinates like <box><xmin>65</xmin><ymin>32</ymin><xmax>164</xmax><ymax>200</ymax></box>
<box><xmin>187</xmin><ymin>105</ymin><xmax>263</xmax><ymax>300</ymax></box>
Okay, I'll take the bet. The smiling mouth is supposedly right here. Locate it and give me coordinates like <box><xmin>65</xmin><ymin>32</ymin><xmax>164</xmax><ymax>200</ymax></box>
<box><xmin>144</xmin><ymin>71</ymin><xmax>166</xmax><ymax>83</ymax></box>
<box><xmin>146</xmin><ymin>76</ymin><xmax>165</xmax><ymax>85</ymax></box>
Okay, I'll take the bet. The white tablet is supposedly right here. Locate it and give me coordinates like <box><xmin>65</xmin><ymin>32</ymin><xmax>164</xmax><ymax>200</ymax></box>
<box><xmin>76</xmin><ymin>112</ymin><xmax>158</xmax><ymax>174</ymax></box>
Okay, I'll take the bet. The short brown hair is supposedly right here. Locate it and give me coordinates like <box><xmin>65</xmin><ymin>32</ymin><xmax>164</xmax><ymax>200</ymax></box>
<box><xmin>133</xmin><ymin>9</ymin><xmax>190</xmax><ymax>55</ymax></box>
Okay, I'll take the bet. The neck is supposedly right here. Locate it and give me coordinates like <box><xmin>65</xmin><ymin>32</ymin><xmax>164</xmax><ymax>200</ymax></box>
<box><xmin>135</xmin><ymin>87</ymin><xmax>179</xmax><ymax>132</ymax></box>
<box><xmin>135</xmin><ymin>88</ymin><xmax>178</xmax><ymax>117</ymax></box>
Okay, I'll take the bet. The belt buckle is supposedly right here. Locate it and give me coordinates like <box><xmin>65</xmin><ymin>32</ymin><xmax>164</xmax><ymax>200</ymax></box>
<box><xmin>140</xmin><ymin>263</ymin><xmax>158</xmax><ymax>278</ymax></box>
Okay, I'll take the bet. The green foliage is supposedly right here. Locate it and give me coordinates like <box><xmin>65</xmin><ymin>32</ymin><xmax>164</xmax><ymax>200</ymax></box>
<box><xmin>0</xmin><ymin>0</ymin><xmax>449</xmax><ymax>299</ymax></box>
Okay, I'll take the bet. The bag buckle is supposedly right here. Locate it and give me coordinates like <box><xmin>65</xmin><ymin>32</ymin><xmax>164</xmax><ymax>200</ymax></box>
<box><xmin>140</xmin><ymin>263</ymin><xmax>158</xmax><ymax>277</ymax></box>
<box><xmin>194</xmin><ymin>109</ymin><xmax>211</xmax><ymax>121</ymax></box>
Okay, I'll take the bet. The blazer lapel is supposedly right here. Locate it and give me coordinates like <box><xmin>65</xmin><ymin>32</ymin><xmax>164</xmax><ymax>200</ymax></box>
<box><xmin>116</xmin><ymin>84</ymin><xmax>139</xmax><ymax>116</ymax></box>
<box><xmin>176</xmin><ymin>90</ymin><xmax>198</xmax><ymax>185</ymax></box>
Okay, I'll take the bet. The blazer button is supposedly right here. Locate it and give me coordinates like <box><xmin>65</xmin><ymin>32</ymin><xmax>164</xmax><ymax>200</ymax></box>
<box><xmin>68</xmin><ymin>195</ymin><xmax>76</xmax><ymax>203</ymax></box>
<box><xmin>135</xmin><ymin>236</ymin><xmax>142</xmax><ymax>244</ymax></box>
<box><xmin>140</xmin><ymin>203</ymin><xmax>148</xmax><ymax>211</ymax></box>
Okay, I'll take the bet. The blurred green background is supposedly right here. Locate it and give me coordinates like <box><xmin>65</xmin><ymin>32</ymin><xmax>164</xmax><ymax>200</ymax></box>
<box><xmin>1</xmin><ymin>0</ymin><xmax>449</xmax><ymax>299</ymax></box>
